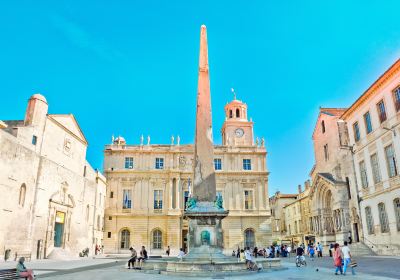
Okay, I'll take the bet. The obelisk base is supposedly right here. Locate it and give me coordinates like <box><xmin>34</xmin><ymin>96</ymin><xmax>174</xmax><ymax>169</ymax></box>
<box><xmin>183</xmin><ymin>202</ymin><xmax>229</xmax><ymax>261</ymax></box>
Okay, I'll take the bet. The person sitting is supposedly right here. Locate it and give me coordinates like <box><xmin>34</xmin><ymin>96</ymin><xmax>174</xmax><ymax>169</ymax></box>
<box><xmin>127</xmin><ymin>247</ymin><xmax>137</xmax><ymax>269</ymax></box>
<box><xmin>137</xmin><ymin>246</ymin><xmax>148</xmax><ymax>269</ymax></box>
<box><xmin>178</xmin><ymin>248</ymin><xmax>185</xmax><ymax>261</ymax></box>
<box><xmin>16</xmin><ymin>257</ymin><xmax>35</xmax><ymax>280</ymax></box>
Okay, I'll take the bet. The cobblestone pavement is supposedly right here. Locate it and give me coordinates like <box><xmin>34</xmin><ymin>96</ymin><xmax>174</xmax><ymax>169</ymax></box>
<box><xmin>35</xmin><ymin>256</ymin><xmax>398</xmax><ymax>280</ymax></box>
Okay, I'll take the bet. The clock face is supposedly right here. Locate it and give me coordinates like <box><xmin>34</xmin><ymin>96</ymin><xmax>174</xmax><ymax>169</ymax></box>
<box><xmin>235</xmin><ymin>128</ymin><xmax>244</xmax><ymax>138</ymax></box>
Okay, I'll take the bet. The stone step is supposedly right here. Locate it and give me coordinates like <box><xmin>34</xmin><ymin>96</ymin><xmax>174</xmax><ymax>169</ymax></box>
<box><xmin>349</xmin><ymin>242</ymin><xmax>376</xmax><ymax>256</ymax></box>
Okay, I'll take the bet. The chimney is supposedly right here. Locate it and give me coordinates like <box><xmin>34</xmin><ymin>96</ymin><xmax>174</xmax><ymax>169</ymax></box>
<box><xmin>298</xmin><ymin>184</ymin><xmax>302</xmax><ymax>194</ymax></box>
<box><xmin>305</xmin><ymin>180</ymin><xmax>311</xmax><ymax>190</ymax></box>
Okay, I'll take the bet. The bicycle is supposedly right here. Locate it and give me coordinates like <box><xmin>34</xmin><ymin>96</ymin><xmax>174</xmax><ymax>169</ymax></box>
<box><xmin>295</xmin><ymin>255</ymin><xmax>307</xmax><ymax>267</ymax></box>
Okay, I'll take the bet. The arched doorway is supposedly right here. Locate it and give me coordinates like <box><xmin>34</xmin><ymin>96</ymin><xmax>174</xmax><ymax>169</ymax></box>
<box><xmin>244</xmin><ymin>229</ymin><xmax>255</xmax><ymax>248</ymax></box>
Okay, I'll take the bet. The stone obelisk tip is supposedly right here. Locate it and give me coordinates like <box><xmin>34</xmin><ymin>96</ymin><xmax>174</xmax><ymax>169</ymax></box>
<box><xmin>199</xmin><ymin>25</ymin><xmax>208</xmax><ymax>72</ymax></box>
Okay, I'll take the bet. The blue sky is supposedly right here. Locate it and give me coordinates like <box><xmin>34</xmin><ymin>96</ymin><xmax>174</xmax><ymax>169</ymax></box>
<box><xmin>1</xmin><ymin>1</ymin><xmax>400</xmax><ymax>195</ymax></box>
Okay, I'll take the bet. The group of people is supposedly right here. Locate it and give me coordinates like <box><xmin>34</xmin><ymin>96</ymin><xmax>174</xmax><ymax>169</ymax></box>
<box><xmin>127</xmin><ymin>246</ymin><xmax>148</xmax><ymax>269</ymax></box>
<box><xmin>332</xmin><ymin>241</ymin><xmax>355</xmax><ymax>275</ymax></box>
<box><xmin>232</xmin><ymin>247</ymin><xmax>262</xmax><ymax>270</ymax></box>
<box><xmin>232</xmin><ymin>244</ymin><xmax>294</xmax><ymax>260</ymax></box>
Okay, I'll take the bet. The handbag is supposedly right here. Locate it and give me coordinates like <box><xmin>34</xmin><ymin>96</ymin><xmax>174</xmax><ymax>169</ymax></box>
<box><xmin>334</xmin><ymin>257</ymin><xmax>342</xmax><ymax>267</ymax></box>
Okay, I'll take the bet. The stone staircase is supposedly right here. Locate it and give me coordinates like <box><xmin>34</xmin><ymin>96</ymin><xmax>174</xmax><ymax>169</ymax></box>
<box><xmin>349</xmin><ymin>242</ymin><xmax>376</xmax><ymax>256</ymax></box>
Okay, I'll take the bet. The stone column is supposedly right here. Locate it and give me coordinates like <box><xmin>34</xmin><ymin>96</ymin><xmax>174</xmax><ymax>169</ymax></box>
<box><xmin>176</xmin><ymin>178</ymin><xmax>181</xmax><ymax>209</ymax></box>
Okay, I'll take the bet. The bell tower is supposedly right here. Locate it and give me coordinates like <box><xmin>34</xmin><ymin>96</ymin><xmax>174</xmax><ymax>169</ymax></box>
<box><xmin>221</xmin><ymin>91</ymin><xmax>254</xmax><ymax>146</ymax></box>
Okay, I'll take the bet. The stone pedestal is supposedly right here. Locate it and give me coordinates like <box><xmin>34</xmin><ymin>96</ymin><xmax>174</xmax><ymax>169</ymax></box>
<box><xmin>183</xmin><ymin>202</ymin><xmax>229</xmax><ymax>261</ymax></box>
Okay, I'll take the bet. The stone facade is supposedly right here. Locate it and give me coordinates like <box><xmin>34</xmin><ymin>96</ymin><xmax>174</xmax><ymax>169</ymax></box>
<box><xmin>274</xmin><ymin>108</ymin><xmax>361</xmax><ymax>247</ymax></box>
<box><xmin>269</xmin><ymin>192</ymin><xmax>297</xmax><ymax>243</ymax></box>
<box><xmin>273</xmin><ymin>58</ymin><xmax>400</xmax><ymax>256</ymax></box>
<box><xmin>342</xmin><ymin>59</ymin><xmax>400</xmax><ymax>255</ymax></box>
<box><xmin>103</xmin><ymin>97</ymin><xmax>271</xmax><ymax>256</ymax></box>
<box><xmin>0</xmin><ymin>94</ymin><xmax>106</xmax><ymax>260</ymax></box>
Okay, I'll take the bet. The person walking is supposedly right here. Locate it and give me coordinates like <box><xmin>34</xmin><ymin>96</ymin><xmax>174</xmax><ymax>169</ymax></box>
<box><xmin>316</xmin><ymin>242</ymin><xmax>323</xmax><ymax>258</ymax></box>
<box><xmin>128</xmin><ymin>247</ymin><xmax>137</xmax><ymax>269</ymax></box>
<box><xmin>333</xmin><ymin>243</ymin><xmax>343</xmax><ymax>275</ymax></box>
<box><xmin>166</xmin><ymin>246</ymin><xmax>170</xmax><ymax>256</ymax></box>
<box><xmin>341</xmin><ymin>241</ymin><xmax>354</xmax><ymax>275</ymax></box>
<box><xmin>16</xmin><ymin>257</ymin><xmax>35</xmax><ymax>280</ymax></box>
<box><xmin>309</xmin><ymin>244</ymin><xmax>315</xmax><ymax>261</ymax></box>
<box><xmin>236</xmin><ymin>246</ymin><xmax>240</xmax><ymax>259</ymax></box>
<box><xmin>329</xmin><ymin>243</ymin><xmax>333</xmax><ymax>257</ymax></box>
<box><xmin>287</xmin><ymin>245</ymin><xmax>292</xmax><ymax>258</ymax></box>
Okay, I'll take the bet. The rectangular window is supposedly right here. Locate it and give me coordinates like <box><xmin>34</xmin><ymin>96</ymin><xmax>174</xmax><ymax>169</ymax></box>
<box><xmin>243</xmin><ymin>159</ymin><xmax>251</xmax><ymax>170</ymax></box>
<box><xmin>385</xmin><ymin>144</ymin><xmax>398</xmax><ymax>178</ymax></box>
<box><xmin>353</xmin><ymin>122</ymin><xmax>360</xmax><ymax>142</ymax></box>
<box><xmin>393</xmin><ymin>87</ymin><xmax>400</xmax><ymax>112</ymax></box>
<box><xmin>155</xmin><ymin>158</ymin><xmax>164</xmax><ymax>169</ymax></box>
<box><xmin>107</xmin><ymin>232</ymin><xmax>111</xmax><ymax>238</ymax></box>
<box><xmin>154</xmin><ymin>190</ymin><xmax>163</xmax><ymax>210</ymax></box>
<box><xmin>108</xmin><ymin>216</ymin><xmax>112</xmax><ymax>220</ymax></box>
<box><xmin>364</xmin><ymin>111</ymin><xmax>373</xmax><ymax>134</ymax></box>
<box><xmin>214</xmin><ymin>158</ymin><xmax>222</xmax><ymax>170</ymax></box>
<box><xmin>122</xmin><ymin>189</ymin><xmax>132</xmax><ymax>209</ymax></box>
<box><xmin>370</xmin><ymin>153</ymin><xmax>381</xmax><ymax>184</ymax></box>
<box><xmin>244</xmin><ymin>190</ymin><xmax>253</xmax><ymax>209</ymax></box>
<box><xmin>323</xmin><ymin>144</ymin><xmax>329</xmax><ymax>161</ymax></box>
<box><xmin>125</xmin><ymin>157</ymin><xmax>134</xmax><ymax>169</ymax></box>
<box><xmin>377</xmin><ymin>100</ymin><xmax>387</xmax><ymax>123</ymax></box>
<box><xmin>110</xmin><ymin>191</ymin><xmax>114</xmax><ymax>198</ymax></box>
<box><xmin>32</xmin><ymin>135</ymin><xmax>37</xmax><ymax>145</ymax></box>
<box><xmin>359</xmin><ymin>160</ymin><xmax>368</xmax><ymax>188</ymax></box>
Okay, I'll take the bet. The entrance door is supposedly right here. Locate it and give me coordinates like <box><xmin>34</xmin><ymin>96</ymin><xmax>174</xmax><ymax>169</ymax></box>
<box><xmin>54</xmin><ymin>211</ymin><xmax>65</xmax><ymax>247</ymax></box>
<box><xmin>353</xmin><ymin>223</ymin><xmax>360</xmax><ymax>242</ymax></box>
<box><xmin>54</xmin><ymin>223</ymin><xmax>64</xmax><ymax>247</ymax></box>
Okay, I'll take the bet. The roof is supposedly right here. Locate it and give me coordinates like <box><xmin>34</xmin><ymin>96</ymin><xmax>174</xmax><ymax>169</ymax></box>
<box><xmin>48</xmin><ymin>114</ymin><xmax>88</xmax><ymax>145</ymax></box>
<box><xmin>312</xmin><ymin>107</ymin><xmax>347</xmax><ymax>138</ymax></box>
<box><xmin>320</xmin><ymin>108</ymin><xmax>347</xmax><ymax>117</ymax></box>
<box><xmin>317</xmin><ymin>172</ymin><xmax>346</xmax><ymax>185</ymax></box>
<box><xmin>30</xmin><ymin>93</ymin><xmax>47</xmax><ymax>103</ymax></box>
<box><xmin>342</xmin><ymin>58</ymin><xmax>400</xmax><ymax>120</ymax></box>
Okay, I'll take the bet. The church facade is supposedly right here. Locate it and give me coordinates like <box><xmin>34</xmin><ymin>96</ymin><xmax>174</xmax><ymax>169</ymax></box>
<box><xmin>0</xmin><ymin>94</ymin><xmax>106</xmax><ymax>260</ymax></box>
<box><xmin>102</xmin><ymin>97</ymin><xmax>271</xmax><ymax>255</ymax></box>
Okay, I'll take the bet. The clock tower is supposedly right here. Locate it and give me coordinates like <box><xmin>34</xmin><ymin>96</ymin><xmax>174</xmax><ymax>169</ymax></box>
<box><xmin>221</xmin><ymin>95</ymin><xmax>254</xmax><ymax>146</ymax></box>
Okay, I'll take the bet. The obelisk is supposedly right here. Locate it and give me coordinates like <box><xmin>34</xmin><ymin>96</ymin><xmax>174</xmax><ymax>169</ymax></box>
<box><xmin>193</xmin><ymin>24</ymin><xmax>216</xmax><ymax>202</ymax></box>
<box><xmin>184</xmin><ymin>25</ymin><xmax>228</xmax><ymax>261</ymax></box>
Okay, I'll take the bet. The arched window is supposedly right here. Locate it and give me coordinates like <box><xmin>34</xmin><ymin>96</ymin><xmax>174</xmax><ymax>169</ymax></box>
<box><xmin>321</xmin><ymin>121</ymin><xmax>326</xmax><ymax>133</ymax></box>
<box><xmin>152</xmin><ymin>229</ymin><xmax>162</xmax><ymax>249</ymax></box>
<box><xmin>365</xmin><ymin>206</ymin><xmax>374</xmax><ymax>234</ymax></box>
<box><xmin>236</xmin><ymin>108</ymin><xmax>240</xmax><ymax>118</ymax></box>
<box><xmin>244</xmin><ymin>229</ymin><xmax>255</xmax><ymax>248</ymax></box>
<box><xmin>19</xmin><ymin>184</ymin><xmax>26</xmax><ymax>207</ymax></box>
<box><xmin>378</xmin><ymin>203</ymin><xmax>389</xmax><ymax>233</ymax></box>
<box><xmin>229</xmin><ymin>110</ymin><xmax>233</xmax><ymax>118</ymax></box>
<box><xmin>394</xmin><ymin>198</ymin><xmax>400</xmax><ymax>231</ymax></box>
<box><xmin>120</xmin><ymin>229</ymin><xmax>130</xmax><ymax>249</ymax></box>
